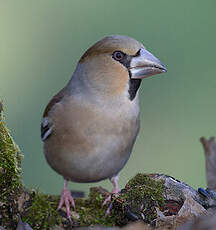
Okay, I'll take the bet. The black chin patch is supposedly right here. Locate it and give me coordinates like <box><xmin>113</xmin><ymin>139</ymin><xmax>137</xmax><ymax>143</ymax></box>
<box><xmin>112</xmin><ymin>50</ymin><xmax>142</xmax><ymax>101</ymax></box>
<box><xmin>128</xmin><ymin>79</ymin><xmax>141</xmax><ymax>101</ymax></box>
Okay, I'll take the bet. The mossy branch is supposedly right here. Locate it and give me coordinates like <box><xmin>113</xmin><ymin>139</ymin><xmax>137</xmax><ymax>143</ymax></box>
<box><xmin>0</xmin><ymin>102</ymin><xmax>23</xmax><ymax>229</ymax></box>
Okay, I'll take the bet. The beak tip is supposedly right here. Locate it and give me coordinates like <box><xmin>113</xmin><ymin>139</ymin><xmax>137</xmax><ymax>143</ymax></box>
<box><xmin>159</xmin><ymin>62</ymin><xmax>167</xmax><ymax>73</ymax></box>
<box><xmin>130</xmin><ymin>48</ymin><xmax>167</xmax><ymax>79</ymax></box>
<box><xmin>162</xmin><ymin>67</ymin><xmax>167</xmax><ymax>73</ymax></box>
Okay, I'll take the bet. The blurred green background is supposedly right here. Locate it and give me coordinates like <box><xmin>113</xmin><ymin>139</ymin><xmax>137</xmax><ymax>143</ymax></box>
<box><xmin>1</xmin><ymin>0</ymin><xmax>216</xmax><ymax>195</ymax></box>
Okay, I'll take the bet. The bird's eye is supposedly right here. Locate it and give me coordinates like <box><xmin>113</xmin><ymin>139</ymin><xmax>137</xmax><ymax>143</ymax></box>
<box><xmin>112</xmin><ymin>51</ymin><xmax>125</xmax><ymax>61</ymax></box>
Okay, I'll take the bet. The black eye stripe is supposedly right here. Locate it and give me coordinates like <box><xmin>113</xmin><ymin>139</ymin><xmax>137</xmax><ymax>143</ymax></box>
<box><xmin>134</xmin><ymin>49</ymin><xmax>141</xmax><ymax>57</ymax></box>
<box><xmin>112</xmin><ymin>49</ymin><xmax>141</xmax><ymax>67</ymax></box>
<box><xmin>112</xmin><ymin>51</ymin><xmax>132</xmax><ymax>69</ymax></box>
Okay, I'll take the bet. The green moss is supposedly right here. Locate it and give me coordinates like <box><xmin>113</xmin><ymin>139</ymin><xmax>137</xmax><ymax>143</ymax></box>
<box><xmin>117</xmin><ymin>173</ymin><xmax>165</xmax><ymax>223</ymax></box>
<box><xmin>20</xmin><ymin>188</ymin><xmax>117</xmax><ymax>229</ymax></box>
<box><xmin>18</xmin><ymin>175</ymin><xmax>164</xmax><ymax>228</ymax></box>
<box><xmin>22</xmin><ymin>190</ymin><xmax>62</xmax><ymax>230</ymax></box>
<box><xmin>0</xmin><ymin>104</ymin><xmax>23</xmax><ymax>228</ymax></box>
<box><xmin>76</xmin><ymin>188</ymin><xmax>117</xmax><ymax>227</ymax></box>
<box><xmin>0</xmin><ymin>106</ymin><xmax>23</xmax><ymax>200</ymax></box>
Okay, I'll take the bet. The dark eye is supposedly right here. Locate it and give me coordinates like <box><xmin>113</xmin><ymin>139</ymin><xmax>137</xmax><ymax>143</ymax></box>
<box><xmin>112</xmin><ymin>51</ymin><xmax>125</xmax><ymax>61</ymax></box>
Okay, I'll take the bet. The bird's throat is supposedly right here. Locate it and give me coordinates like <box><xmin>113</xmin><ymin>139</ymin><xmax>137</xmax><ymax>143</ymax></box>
<box><xmin>128</xmin><ymin>79</ymin><xmax>141</xmax><ymax>101</ymax></box>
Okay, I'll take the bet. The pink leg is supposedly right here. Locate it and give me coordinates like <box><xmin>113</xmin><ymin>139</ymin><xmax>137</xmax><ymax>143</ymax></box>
<box><xmin>102</xmin><ymin>175</ymin><xmax>120</xmax><ymax>215</ymax></box>
<box><xmin>58</xmin><ymin>179</ymin><xmax>75</xmax><ymax>220</ymax></box>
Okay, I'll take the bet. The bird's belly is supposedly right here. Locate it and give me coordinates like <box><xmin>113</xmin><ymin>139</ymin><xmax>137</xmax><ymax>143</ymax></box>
<box><xmin>65</xmin><ymin>136</ymin><xmax>132</xmax><ymax>182</ymax></box>
<box><xmin>44</xmin><ymin>116</ymin><xmax>139</xmax><ymax>183</ymax></box>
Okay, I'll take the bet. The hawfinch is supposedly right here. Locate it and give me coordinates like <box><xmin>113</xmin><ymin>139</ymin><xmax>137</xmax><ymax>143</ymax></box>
<box><xmin>41</xmin><ymin>35</ymin><xmax>167</xmax><ymax>218</ymax></box>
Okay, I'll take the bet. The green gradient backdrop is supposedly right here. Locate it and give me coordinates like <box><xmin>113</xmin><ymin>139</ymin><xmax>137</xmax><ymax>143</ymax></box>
<box><xmin>1</xmin><ymin>1</ymin><xmax>216</xmax><ymax>195</ymax></box>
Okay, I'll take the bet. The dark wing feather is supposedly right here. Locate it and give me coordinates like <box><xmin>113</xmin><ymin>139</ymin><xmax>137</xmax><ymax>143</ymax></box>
<box><xmin>41</xmin><ymin>118</ymin><xmax>52</xmax><ymax>141</ymax></box>
<box><xmin>41</xmin><ymin>87</ymin><xmax>67</xmax><ymax>141</ymax></box>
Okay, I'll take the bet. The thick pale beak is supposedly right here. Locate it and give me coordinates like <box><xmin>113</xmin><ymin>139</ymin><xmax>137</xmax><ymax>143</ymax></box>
<box><xmin>130</xmin><ymin>48</ymin><xmax>167</xmax><ymax>79</ymax></box>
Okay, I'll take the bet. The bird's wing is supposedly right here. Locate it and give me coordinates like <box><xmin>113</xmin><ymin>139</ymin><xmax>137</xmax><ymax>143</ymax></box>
<box><xmin>43</xmin><ymin>87</ymin><xmax>66</xmax><ymax>118</ymax></box>
<box><xmin>41</xmin><ymin>87</ymin><xmax>66</xmax><ymax>141</ymax></box>
<box><xmin>41</xmin><ymin>117</ymin><xmax>52</xmax><ymax>141</ymax></box>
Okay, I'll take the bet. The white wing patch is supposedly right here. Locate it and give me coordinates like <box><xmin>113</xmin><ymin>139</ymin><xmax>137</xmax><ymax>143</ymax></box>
<box><xmin>41</xmin><ymin>117</ymin><xmax>52</xmax><ymax>141</ymax></box>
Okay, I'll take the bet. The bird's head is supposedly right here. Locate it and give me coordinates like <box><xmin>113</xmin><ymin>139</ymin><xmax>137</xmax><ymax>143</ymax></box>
<box><xmin>71</xmin><ymin>35</ymin><xmax>167</xmax><ymax>101</ymax></box>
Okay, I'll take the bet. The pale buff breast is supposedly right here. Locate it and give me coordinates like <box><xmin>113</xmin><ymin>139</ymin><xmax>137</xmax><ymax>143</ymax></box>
<box><xmin>44</xmin><ymin>95</ymin><xmax>140</xmax><ymax>182</ymax></box>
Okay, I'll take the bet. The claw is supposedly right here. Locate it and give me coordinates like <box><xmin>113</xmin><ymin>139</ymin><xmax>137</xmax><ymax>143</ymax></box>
<box><xmin>102</xmin><ymin>194</ymin><xmax>112</xmax><ymax>206</ymax></box>
<box><xmin>105</xmin><ymin>202</ymin><xmax>113</xmax><ymax>216</ymax></box>
<box><xmin>102</xmin><ymin>175</ymin><xmax>120</xmax><ymax>215</ymax></box>
<box><xmin>58</xmin><ymin>180</ymin><xmax>75</xmax><ymax>220</ymax></box>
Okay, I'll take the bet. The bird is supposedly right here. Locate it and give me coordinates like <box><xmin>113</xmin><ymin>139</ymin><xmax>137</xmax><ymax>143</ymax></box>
<box><xmin>41</xmin><ymin>35</ymin><xmax>167</xmax><ymax>218</ymax></box>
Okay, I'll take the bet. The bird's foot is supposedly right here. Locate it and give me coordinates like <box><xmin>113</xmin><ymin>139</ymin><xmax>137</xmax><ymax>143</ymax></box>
<box><xmin>102</xmin><ymin>194</ymin><xmax>112</xmax><ymax>206</ymax></box>
<box><xmin>58</xmin><ymin>187</ymin><xmax>75</xmax><ymax>220</ymax></box>
<box><xmin>102</xmin><ymin>186</ymin><xmax>120</xmax><ymax>216</ymax></box>
<box><xmin>105</xmin><ymin>202</ymin><xmax>113</xmax><ymax>216</ymax></box>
